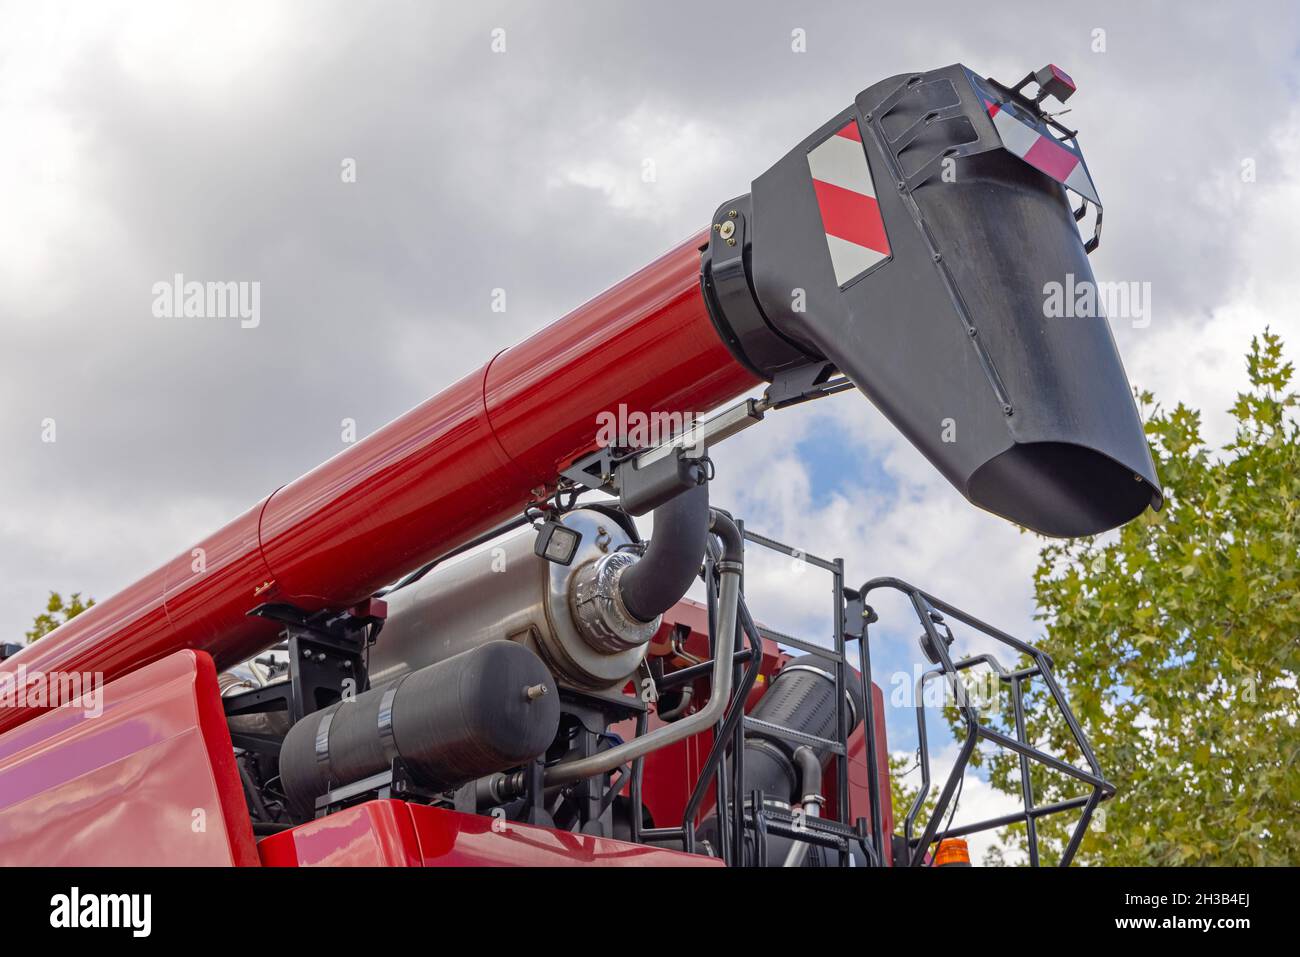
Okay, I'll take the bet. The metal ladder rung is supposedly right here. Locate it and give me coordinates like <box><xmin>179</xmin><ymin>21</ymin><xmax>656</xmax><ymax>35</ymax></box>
<box><xmin>759</xmin><ymin>806</ymin><xmax>860</xmax><ymax>839</ymax></box>
<box><xmin>744</xmin><ymin>717</ymin><xmax>846</xmax><ymax>756</ymax></box>
<box><xmin>755</xmin><ymin>627</ymin><xmax>841</xmax><ymax>662</ymax></box>
<box><xmin>761</xmin><ymin>819</ymin><xmax>850</xmax><ymax>850</ymax></box>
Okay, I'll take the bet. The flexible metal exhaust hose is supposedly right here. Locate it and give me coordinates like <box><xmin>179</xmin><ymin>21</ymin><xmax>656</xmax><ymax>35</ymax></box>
<box><xmin>536</xmin><ymin>509</ymin><xmax>742</xmax><ymax>789</ymax></box>
<box><xmin>618</xmin><ymin>476</ymin><xmax>709</xmax><ymax>623</ymax></box>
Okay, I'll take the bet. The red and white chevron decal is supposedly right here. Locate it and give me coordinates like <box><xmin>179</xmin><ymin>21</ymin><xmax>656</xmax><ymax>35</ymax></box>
<box><xmin>807</xmin><ymin>121</ymin><xmax>891</xmax><ymax>286</ymax></box>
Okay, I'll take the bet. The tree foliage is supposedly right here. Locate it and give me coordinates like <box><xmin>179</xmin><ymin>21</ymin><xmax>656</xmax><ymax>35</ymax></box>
<box><xmin>24</xmin><ymin>591</ymin><xmax>94</xmax><ymax>643</ymax></box>
<box><xmin>980</xmin><ymin>330</ymin><xmax>1299</xmax><ymax>865</ymax></box>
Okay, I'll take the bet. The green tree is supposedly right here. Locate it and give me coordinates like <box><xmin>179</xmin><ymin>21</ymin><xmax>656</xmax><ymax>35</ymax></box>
<box><xmin>979</xmin><ymin>329</ymin><xmax>1299</xmax><ymax>865</ymax></box>
<box><xmin>25</xmin><ymin>591</ymin><xmax>95</xmax><ymax>643</ymax></box>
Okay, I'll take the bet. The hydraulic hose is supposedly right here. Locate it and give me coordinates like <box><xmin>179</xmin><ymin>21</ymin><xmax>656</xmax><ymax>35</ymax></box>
<box><xmin>618</xmin><ymin>477</ymin><xmax>710</xmax><ymax>623</ymax></box>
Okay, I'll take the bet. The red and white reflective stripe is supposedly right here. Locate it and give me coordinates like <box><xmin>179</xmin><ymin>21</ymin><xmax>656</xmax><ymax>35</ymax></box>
<box><xmin>807</xmin><ymin>121</ymin><xmax>890</xmax><ymax>286</ymax></box>
<box><xmin>986</xmin><ymin>102</ymin><xmax>1100</xmax><ymax>205</ymax></box>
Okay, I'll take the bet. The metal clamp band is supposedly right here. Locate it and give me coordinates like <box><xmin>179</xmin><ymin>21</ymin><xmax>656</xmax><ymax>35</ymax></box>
<box><xmin>314</xmin><ymin>709</ymin><xmax>335</xmax><ymax>769</ymax></box>
<box><xmin>377</xmin><ymin>676</ymin><xmax>407</xmax><ymax>766</ymax></box>
<box><xmin>571</xmin><ymin>552</ymin><xmax>661</xmax><ymax>654</ymax></box>
<box><xmin>702</xmin><ymin>197</ymin><xmax>818</xmax><ymax>379</ymax></box>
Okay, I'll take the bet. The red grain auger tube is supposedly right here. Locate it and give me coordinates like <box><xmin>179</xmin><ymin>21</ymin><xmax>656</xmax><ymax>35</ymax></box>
<box><xmin>0</xmin><ymin>232</ymin><xmax>758</xmax><ymax>737</ymax></box>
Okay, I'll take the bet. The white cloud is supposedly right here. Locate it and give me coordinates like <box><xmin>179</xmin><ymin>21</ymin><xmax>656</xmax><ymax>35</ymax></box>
<box><xmin>1125</xmin><ymin>107</ymin><xmax>1300</xmax><ymax>447</ymax></box>
<box><xmin>548</xmin><ymin>106</ymin><xmax>731</xmax><ymax>224</ymax></box>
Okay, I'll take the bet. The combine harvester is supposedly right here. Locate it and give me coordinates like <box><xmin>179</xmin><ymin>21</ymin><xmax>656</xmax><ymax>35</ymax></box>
<box><xmin>0</xmin><ymin>64</ymin><xmax>1159</xmax><ymax>867</ymax></box>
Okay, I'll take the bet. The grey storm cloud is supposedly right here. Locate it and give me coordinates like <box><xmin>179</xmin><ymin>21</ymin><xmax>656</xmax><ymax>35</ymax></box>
<box><xmin>2</xmin><ymin>0</ymin><xmax>1298</xmax><ymax>640</ymax></box>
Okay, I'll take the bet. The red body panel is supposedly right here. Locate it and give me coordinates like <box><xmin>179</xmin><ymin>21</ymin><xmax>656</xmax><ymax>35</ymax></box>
<box><xmin>256</xmin><ymin>800</ymin><xmax>423</xmax><ymax>867</ymax></box>
<box><xmin>0</xmin><ymin>650</ymin><xmax>258</xmax><ymax>866</ymax></box>
<box><xmin>0</xmin><ymin>231</ymin><xmax>758</xmax><ymax>737</ymax></box>
<box><xmin>259</xmin><ymin>801</ymin><xmax>721</xmax><ymax>867</ymax></box>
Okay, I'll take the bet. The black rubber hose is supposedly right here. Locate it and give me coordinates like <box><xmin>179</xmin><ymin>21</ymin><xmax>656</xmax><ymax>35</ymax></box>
<box><xmin>792</xmin><ymin>746</ymin><xmax>822</xmax><ymax>803</ymax></box>
<box><xmin>619</xmin><ymin>477</ymin><xmax>710</xmax><ymax>623</ymax></box>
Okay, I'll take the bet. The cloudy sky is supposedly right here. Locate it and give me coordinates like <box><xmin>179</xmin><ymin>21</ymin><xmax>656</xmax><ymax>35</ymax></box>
<box><xmin>4</xmin><ymin>1</ymin><xmax>1299</xmax><ymax>855</ymax></box>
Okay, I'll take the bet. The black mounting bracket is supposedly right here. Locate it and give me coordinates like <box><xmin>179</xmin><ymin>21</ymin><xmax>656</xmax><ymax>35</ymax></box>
<box><xmin>222</xmin><ymin>598</ymin><xmax>387</xmax><ymax>749</ymax></box>
<box><xmin>559</xmin><ymin>444</ymin><xmax>709</xmax><ymax>517</ymax></box>
<box><xmin>762</xmin><ymin>361</ymin><xmax>855</xmax><ymax>411</ymax></box>
<box><xmin>313</xmin><ymin>756</ymin><xmax>443</xmax><ymax>818</ymax></box>
<box><xmin>841</xmin><ymin>586</ymin><xmax>872</xmax><ymax>640</ymax></box>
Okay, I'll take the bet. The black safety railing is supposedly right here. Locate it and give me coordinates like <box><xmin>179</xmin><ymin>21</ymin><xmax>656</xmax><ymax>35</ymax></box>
<box><xmin>638</xmin><ymin>522</ymin><xmax>883</xmax><ymax>866</ymax></box>
<box><xmin>858</xmin><ymin>578</ymin><xmax>1115</xmax><ymax>867</ymax></box>
<box><xmin>635</xmin><ymin>527</ymin><xmax>1112</xmax><ymax>867</ymax></box>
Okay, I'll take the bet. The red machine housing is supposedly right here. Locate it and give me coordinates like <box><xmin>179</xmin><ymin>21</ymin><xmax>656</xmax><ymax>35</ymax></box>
<box><xmin>0</xmin><ymin>650</ymin><xmax>258</xmax><ymax>866</ymax></box>
<box><xmin>0</xmin><ymin>600</ymin><xmax>886</xmax><ymax>866</ymax></box>
<box><xmin>258</xmin><ymin>801</ymin><xmax>720</xmax><ymax>867</ymax></box>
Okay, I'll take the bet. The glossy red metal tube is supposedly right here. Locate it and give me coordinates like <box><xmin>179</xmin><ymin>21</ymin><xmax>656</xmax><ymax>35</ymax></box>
<box><xmin>0</xmin><ymin>232</ymin><xmax>759</xmax><ymax>737</ymax></box>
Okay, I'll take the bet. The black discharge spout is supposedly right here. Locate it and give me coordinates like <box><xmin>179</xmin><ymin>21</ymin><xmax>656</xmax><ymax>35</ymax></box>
<box><xmin>702</xmin><ymin>62</ymin><xmax>1161</xmax><ymax>538</ymax></box>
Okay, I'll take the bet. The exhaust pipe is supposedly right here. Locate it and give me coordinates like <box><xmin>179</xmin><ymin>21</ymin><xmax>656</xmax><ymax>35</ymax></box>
<box><xmin>618</xmin><ymin>476</ymin><xmax>710</xmax><ymax>623</ymax></box>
